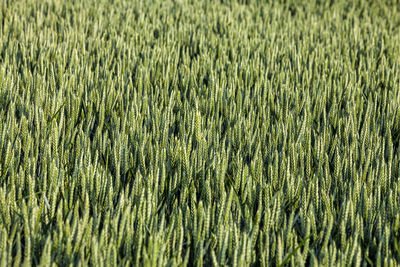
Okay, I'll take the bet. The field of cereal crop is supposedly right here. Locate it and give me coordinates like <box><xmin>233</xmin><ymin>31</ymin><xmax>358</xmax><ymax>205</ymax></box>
<box><xmin>1</xmin><ymin>0</ymin><xmax>400</xmax><ymax>265</ymax></box>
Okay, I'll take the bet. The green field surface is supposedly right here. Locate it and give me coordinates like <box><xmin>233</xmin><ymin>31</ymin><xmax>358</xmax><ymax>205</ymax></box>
<box><xmin>1</xmin><ymin>0</ymin><xmax>400</xmax><ymax>266</ymax></box>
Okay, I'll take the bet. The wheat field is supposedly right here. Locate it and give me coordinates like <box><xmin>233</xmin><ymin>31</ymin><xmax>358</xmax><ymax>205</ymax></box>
<box><xmin>0</xmin><ymin>0</ymin><xmax>400</xmax><ymax>266</ymax></box>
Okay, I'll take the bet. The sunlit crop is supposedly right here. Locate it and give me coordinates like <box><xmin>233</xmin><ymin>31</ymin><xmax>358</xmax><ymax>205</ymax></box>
<box><xmin>1</xmin><ymin>0</ymin><xmax>400</xmax><ymax>266</ymax></box>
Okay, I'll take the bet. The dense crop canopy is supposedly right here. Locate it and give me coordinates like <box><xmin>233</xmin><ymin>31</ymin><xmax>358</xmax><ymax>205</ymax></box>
<box><xmin>0</xmin><ymin>0</ymin><xmax>400</xmax><ymax>266</ymax></box>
